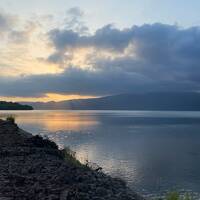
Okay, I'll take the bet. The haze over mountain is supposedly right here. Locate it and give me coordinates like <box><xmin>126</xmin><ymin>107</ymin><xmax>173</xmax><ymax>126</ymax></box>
<box><xmin>24</xmin><ymin>92</ymin><xmax>200</xmax><ymax>111</ymax></box>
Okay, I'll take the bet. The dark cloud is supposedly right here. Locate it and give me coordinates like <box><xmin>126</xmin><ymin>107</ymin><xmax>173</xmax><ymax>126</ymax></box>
<box><xmin>48</xmin><ymin>23</ymin><xmax>200</xmax><ymax>63</ymax></box>
<box><xmin>2</xmin><ymin>23</ymin><xmax>200</xmax><ymax>97</ymax></box>
<box><xmin>49</xmin><ymin>29</ymin><xmax>81</xmax><ymax>50</ymax></box>
<box><xmin>48</xmin><ymin>24</ymin><xmax>134</xmax><ymax>52</ymax></box>
<box><xmin>0</xmin><ymin>64</ymin><xmax>198</xmax><ymax>98</ymax></box>
<box><xmin>0</xmin><ymin>67</ymin><xmax>151</xmax><ymax>97</ymax></box>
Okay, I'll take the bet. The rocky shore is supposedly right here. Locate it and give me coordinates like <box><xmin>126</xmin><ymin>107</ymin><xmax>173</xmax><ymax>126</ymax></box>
<box><xmin>0</xmin><ymin>119</ymin><xmax>144</xmax><ymax>200</ymax></box>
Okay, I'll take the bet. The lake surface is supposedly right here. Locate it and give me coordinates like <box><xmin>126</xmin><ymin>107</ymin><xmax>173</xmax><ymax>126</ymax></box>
<box><xmin>1</xmin><ymin>110</ymin><xmax>200</xmax><ymax>198</ymax></box>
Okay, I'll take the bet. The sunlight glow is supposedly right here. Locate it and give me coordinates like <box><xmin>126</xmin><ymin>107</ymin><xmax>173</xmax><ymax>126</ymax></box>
<box><xmin>0</xmin><ymin>93</ymin><xmax>97</xmax><ymax>102</ymax></box>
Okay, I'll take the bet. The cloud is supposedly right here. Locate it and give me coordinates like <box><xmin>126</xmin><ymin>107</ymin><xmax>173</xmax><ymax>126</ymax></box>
<box><xmin>1</xmin><ymin>22</ymin><xmax>200</xmax><ymax>98</ymax></box>
<box><xmin>0</xmin><ymin>11</ymin><xmax>37</xmax><ymax>44</ymax></box>
<box><xmin>67</xmin><ymin>7</ymin><xmax>84</xmax><ymax>18</ymax></box>
<box><xmin>48</xmin><ymin>24</ymin><xmax>134</xmax><ymax>53</ymax></box>
<box><xmin>48</xmin><ymin>23</ymin><xmax>200</xmax><ymax>61</ymax></box>
<box><xmin>0</xmin><ymin>11</ymin><xmax>16</xmax><ymax>34</ymax></box>
<box><xmin>47</xmin><ymin>23</ymin><xmax>200</xmax><ymax>80</ymax></box>
<box><xmin>0</xmin><ymin>10</ymin><xmax>52</xmax><ymax>78</ymax></box>
<box><xmin>0</xmin><ymin>66</ymin><xmax>154</xmax><ymax>97</ymax></box>
<box><xmin>64</xmin><ymin>7</ymin><xmax>88</xmax><ymax>34</ymax></box>
<box><xmin>8</xmin><ymin>20</ymin><xmax>38</xmax><ymax>44</ymax></box>
<box><xmin>0</xmin><ymin>63</ymin><xmax>198</xmax><ymax>98</ymax></box>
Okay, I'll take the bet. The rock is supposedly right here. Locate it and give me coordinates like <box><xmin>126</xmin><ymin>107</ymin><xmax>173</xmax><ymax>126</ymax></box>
<box><xmin>0</xmin><ymin>120</ymin><xmax>144</xmax><ymax>200</ymax></box>
<box><xmin>95</xmin><ymin>187</ymin><xmax>108</xmax><ymax>196</ymax></box>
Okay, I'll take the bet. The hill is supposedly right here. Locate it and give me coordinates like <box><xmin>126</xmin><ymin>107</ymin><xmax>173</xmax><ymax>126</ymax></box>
<box><xmin>0</xmin><ymin>101</ymin><xmax>33</xmax><ymax>110</ymax></box>
<box><xmin>26</xmin><ymin>92</ymin><xmax>200</xmax><ymax>111</ymax></box>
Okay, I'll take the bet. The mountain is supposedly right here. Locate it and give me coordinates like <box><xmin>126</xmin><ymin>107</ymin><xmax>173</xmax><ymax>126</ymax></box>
<box><xmin>0</xmin><ymin>101</ymin><xmax>33</xmax><ymax>110</ymax></box>
<box><xmin>24</xmin><ymin>92</ymin><xmax>200</xmax><ymax>111</ymax></box>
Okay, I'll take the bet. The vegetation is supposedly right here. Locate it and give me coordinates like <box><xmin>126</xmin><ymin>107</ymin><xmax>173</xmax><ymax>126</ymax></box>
<box><xmin>0</xmin><ymin>101</ymin><xmax>33</xmax><ymax>110</ymax></box>
<box><xmin>158</xmin><ymin>191</ymin><xmax>192</xmax><ymax>200</ymax></box>
<box><xmin>6</xmin><ymin>116</ymin><xmax>15</xmax><ymax>123</ymax></box>
<box><xmin>61</xmin><ymin>147</ymin><xmax>85</xmax><ymax>168</ymax></box>
<box><xmin>27</xmin><ymin>134</ymin><xmax>86</xmax><ymax>168</ymax></box>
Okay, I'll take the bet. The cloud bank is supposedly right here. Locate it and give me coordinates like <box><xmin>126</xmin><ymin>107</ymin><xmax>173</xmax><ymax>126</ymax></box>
<box><xmin>1</xmin><ymin>15</ymin><xmax>200</xmax><ymax>98</ymax></box>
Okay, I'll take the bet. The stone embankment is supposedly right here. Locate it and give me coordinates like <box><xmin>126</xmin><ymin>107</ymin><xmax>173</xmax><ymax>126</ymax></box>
<box><xmin>0</xmin><ymin>119</ymin><xmax>144</xmax><ymax>200</ymax></box>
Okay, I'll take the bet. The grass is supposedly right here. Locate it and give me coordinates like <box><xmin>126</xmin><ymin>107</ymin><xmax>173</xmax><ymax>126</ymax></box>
<box><xmin>61</xmin><ymin>147</ymin><xmax>86</xmax><ymax>168</ymax></box>
<box><xmin>27</xmin><ymin>133</ymin><xmax>88</xmax><ymax>169</ymax></box>
<box><xmin>60</xmin><ymin>147</ymin><xmax>103</xmax><ymax>171</ymax></box>
<box><xmin>157</xmin><ymin>192</ymin><xmax>193</xmax><ymax>200</ymax></box>
<box><xmin>27</xmin><ymin>134</ymin><xmax>88</xmax><ymax>169</ymax></box>
<box><xmin>6</xmin><ymin>116</ymin><xmax>15</xmax><ymax>123</ymax></box>
<box><xmin>166</xmin><ymin>192</ymin><xmax>180</xmax><ymax>200</ymax></box>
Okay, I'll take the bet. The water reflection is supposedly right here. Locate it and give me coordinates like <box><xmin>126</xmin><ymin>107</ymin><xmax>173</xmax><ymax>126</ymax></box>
<box><xmin>0</xmin><ymin>110</ymin><xmax>100</xmax><ymax>132</ymax></box>
<box><xmin>1</xmin><ymin>110</ymin><xmax>200</xmax><ymax>198</ymax></box>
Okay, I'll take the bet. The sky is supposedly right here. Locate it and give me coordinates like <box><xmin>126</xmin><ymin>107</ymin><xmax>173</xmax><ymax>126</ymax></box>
<box><xmin>0</xmin><ymin>0</ymin><xmax>200</xmax><ymax>102</ymax></box>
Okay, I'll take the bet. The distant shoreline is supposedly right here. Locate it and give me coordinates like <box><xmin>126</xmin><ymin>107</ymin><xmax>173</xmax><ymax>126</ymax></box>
<box><xmin>21</xmin><ymin>92</ymin><xmax>200</xmax><ymax>111</ymax></box>
<box><xmin>0</xmin><ymin>101</ymin><xmax>33</xmax><ymax>110</ymax></box>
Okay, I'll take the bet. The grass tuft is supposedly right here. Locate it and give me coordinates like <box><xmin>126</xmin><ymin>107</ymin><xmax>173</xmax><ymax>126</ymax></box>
<box><xmin>157</xmin><ymin>192</ymin><xmax>193</xmax><ymax>200</ymax></box>
<box><xmin>6</xmin><ymin>116</ymin><xmax>15</xmax><ymax>123</ymax></box>
<box><xmin>166</xmin><ymin>192</ymin><xmax>180</xmax><ymax>200</ymax></box>
<box><xmin>61</xmin><ymin>147</ymin><xmax>85</xmax><ymax>168</ymax></box>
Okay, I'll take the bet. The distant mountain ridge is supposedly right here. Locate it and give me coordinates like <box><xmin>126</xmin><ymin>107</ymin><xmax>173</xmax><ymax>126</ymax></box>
<box><xmin>24</xmin><ymin>92</ymin><xmax>200</xmax><ymax>111</ymax></box>
<box><xmin>0</xmin><ymin>101</ymin><xmax>33</xmax><ymax>110</ymax></box>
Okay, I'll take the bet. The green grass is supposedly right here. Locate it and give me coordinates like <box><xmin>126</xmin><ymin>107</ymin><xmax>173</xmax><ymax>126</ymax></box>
<box><xmin>166</xmin><ymin>192</ymin><xmax>180</xmax><ymax>200</ymax></box>
<box><xmin>157</xmin><ymin>192</ymin><xmax>193</xmax><ymax>200</ymax></box>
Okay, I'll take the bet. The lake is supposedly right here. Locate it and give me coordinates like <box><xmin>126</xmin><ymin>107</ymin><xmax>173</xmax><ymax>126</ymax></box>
<box><xmin>1</xmin><ymin>110</ymin><xmax>200</xmax><ymax>198</ymax></box>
